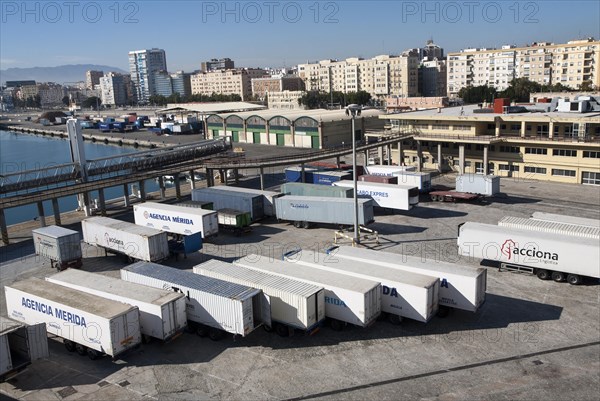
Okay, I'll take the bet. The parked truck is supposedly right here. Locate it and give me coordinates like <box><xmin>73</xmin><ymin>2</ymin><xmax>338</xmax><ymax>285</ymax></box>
<box><xmin>81</xmin><ymin>217</ymin><xmax>170</xmax><ymax>262</ymax></box>
<box><xmin>46</xmin><ymin>269</ymin><xmax>187</xmax><ymax>343</ymax></box>
<box><xmin>332</xmin><ymin>181</ymin><xmax>419</xmax><ymax>211</ymax></box>
<box><xmin>285</xmin><ymin>250</ymin><xmax>440</xmax><ymax>323</ymax></box>
<box><xmin>0</xmin><ymin>317</ymin><xmax>48</xmax><ymax>381</ymax></box>
<box><xmin>217</xmin><ymin>208</ymin><xmax>252</xmax><ymax>236</ymax></box>
<box><xmin>530</xmin><ymin>212</ymin><xmax>600</xmax><ymax>228</ymax></box>
<box><xmin>193</xmin><ymin>260</ymin><xmax>326</xmax><ymax>336</ymax></box>
<box><xmin>274</xmin><ymin>196</ymin><xmax>375</xmax><ymax>228</ymax></box>
<box><xmin>133</xmin><ymin>202</ymin><xmax>218</xmax><ymax>238</ymax></box>
<box><xmin>280</xmin><ymin>182</ymin><xmax>353</xmax><ymax>198</ymax></box>
<box><xmin>192</xmin><ymin>187</ymin><xmax>264</xmax><ymax>221</ymax></box>
<box><xmin>498</xmin><ymin>216</ymin><xmax>599</xmax><ymax>240</ymax></box>
<box><xmin>206</xmin><ymin>186</ymin><xmax>283</xmax><ymax>217</ymax></box>
<box><xmin>5</xmin><ymin>278</ymin><xmax>141</xmax><ymax>360</ymax></box>
<box><xmin>32</xmin><ymin>225</ymin><xmax>82</xmax><ymax>270</ymax></box>
<box><xmin>121</xmin><ymin>262</ymin><xmax>271</xmax><ymax>340</ymax></box>
<box><xmin>233</xmin><ymin>256</ymin><xmax>382</xmax><ymax>330</ymax></box>
<box><xmin>457</xmin><ymin>222</ymin><xmax>600</xmax><ymax>284</ymax></box>
<box><xmin>327</xmin><ymin>246</ymin><xmax>487</xmax><ymax>315</ymax></box>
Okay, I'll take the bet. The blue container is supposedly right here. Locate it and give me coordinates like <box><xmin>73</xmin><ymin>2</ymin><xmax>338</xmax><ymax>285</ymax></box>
<box><xmin>99</xmin><ymin>122</ymin><xmax>113</xmax><ymax>132</ymax></box>
<box><xmin>183</xmin><ymin>232</ymin><xmax>202</xmax><ymax>253</ymax></box>
<box><xmin>285</xmin><ymin>167</ymin><xmax>317</xmax><ymax>183</ymax></box>
<box><xmin>312</xmin><ymin>171</ymin><xmax>352</xmax><ymax>185</ymax></box>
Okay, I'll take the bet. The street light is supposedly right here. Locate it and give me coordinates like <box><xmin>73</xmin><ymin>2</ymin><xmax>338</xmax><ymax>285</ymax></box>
<box><xmin>346</xmin><ymin>104</ymin><xmax>362</xmax><ymax>245</ymax></box>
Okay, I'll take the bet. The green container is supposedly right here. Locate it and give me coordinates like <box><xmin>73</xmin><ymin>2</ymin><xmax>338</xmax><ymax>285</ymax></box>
<box><xmin>280</xmin><ymin>183</ymin><xmax>353</xmax><ymax>198</ymax></box>
<box><xmin>217</xmin><ymin>209</ymin><xmax>251</xmax><ymax>228</ymax></box>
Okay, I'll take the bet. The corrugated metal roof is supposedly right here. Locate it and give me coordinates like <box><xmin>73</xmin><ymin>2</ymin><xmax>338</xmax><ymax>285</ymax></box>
<box><xmin>158</xmin><ymin>102</ymin><xmax>267</xmax><ymax>114</ymax></box>
<box><xmin>84</xmin><ymin>216</ymin><xmax>165</xmax><ymax>237</ymax></box>
<box><xmin>498</xmin><ymin>216</ymin><xmax>600</xmax><ymax>239</ymax></box>
<box><xmin>210</xmin><ymin>185</ymin><xmax>280</xmax><ymax>198</ymax></box>
<box><xmin>214</xmin><ymin>108</ymin><xmax>384</xmax><ymax>123</ymax></box>
<box><xmin>530</xmin><ymin>212</ymin><xmax>600</xmax><ymax>228</ymax></box>
<box><xmin>122</xmin><ymin>262</ymin><xmax>259</xmax><ymax>300</ymax></box>
<box><xmin>195</xmin><ymin>260</ymin><xmax>323</xmax><ymax>298</ymax></box>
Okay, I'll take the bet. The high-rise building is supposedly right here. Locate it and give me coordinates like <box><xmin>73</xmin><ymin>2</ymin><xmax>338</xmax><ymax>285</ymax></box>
<box><xmin>85</xmin><ymin>70</ymin><xmax>103</xmax><ymax>89</ymax></box>
<box><xmin>171</xmin><ymin>71</ymin><xmax>192</xmax><ymax>97</ymax></box>
<box><xmin>421</xmin><ymin>40</ymin><xmax>444</xmax><ymax>62</ymax></box>
<box><xmin>99</xmin><ymin>72</ymin><xmax>127</xmax><ymax>106</ymax></box>
<box><xmin>447</xmin><ymin>38</ymin><xmax>600</xmax><ymax>97</ymax></box>
<box><xmin>152</xmin><ymin>70</ymin><xmax>173</xmax><ymax>97</ymax></box>
<box><xmin>128</xmin><ymin>48</ymin><xmax>168</xmax><ymax>103</ymax></box>
<box><xmin>419</xmin><ymin>59</ymin><xmax>447</xmax><ymax>96</ymax></box>
<box><xmin>201</xmin><ymin>58</ymin><xmax>235</xmax><ymax>72</ymax></box>
<box><xmin>190</xmin><ymin>68</ymin><xmax>266</xmax><ymax>100</ymax></box>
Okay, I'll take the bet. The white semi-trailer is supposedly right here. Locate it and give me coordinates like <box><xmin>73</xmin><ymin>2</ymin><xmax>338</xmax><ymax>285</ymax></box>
<box><xmin>458</xmin><ymin>222</ymin><xmax>600</xmax><ymax>284</ymax></box>
<box><xmin>0</xmin><ymin>317</ymin><xmax>48</xmax><ymax>381</ymax></box>
<box><xmin>530</xmin><ymin>212</ymin><xmax>600</xmax><ymax>228</ymax></box>
<box><xmin>5</xmin><ymin>278</ymin><xmax>141</xmax><ymax>360</ymax></box>
<box><xmin>46</xmin><ymin>269</ymin><xmax>187</xmax><ymax>342</ymax></box>
<box><xmin>498</xmin><ymin>216</ymin><xmax>599</xmax><ymax>240</ymax></box>
<box><xmin>332</xmin><ymin>181</ymin><xmax>419</xmax><ymax>211</ymax></box>
<box><xmin>328</xmin><ymin>245</ymin><xmax>487</xmax><ymax>314</ymax></box>
<box><xmin>134</xmin><ymin>202</ymin><xmax>219</xmax><ymax>238</ymax></box>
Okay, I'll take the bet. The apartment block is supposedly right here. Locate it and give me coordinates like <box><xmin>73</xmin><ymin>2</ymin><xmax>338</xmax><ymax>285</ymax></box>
<box><xmin>128</xmin><ymin>48</ymin><xmax>168</xmax><ymax>103</ymax></box>
<box><xmin>190</xmin><ymin>68</ymin><xmax>266</xmax><ymax>101</ymax></box>
<box><xmin>267</xmin><ymin>90</ymin><xmax>306</xmax><ymax>110</ymax></box>
<box><xmin>252</xmin><ymin>76</ymin><xmax>305</xmax><ymax>99</ymax></box>
<box><xmin>85</xmin><ymin>70</ymin><xmax>103</xmax><ymax>90</ymax></box>
<box><xmin>99</xmin><ymin>72</ymin><xmax>127</xmax><ymax>106</ymax></box>
<box><xmin>201</xmin><ymin>58</ymin><xmax>234</xmax><ymax>72</ymax></box>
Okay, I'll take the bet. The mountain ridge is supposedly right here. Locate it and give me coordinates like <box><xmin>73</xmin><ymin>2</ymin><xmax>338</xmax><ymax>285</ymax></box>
<box><xmin>1</xmin><ymin>64</ymin><xmax>128</xmax><ymax>85</ymax></box>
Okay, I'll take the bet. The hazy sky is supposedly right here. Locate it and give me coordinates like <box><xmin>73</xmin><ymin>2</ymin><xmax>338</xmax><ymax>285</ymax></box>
<box><xmin>1</xmin><ymin>0</ymin><xmax>599</xmax><ymax>71</ymax></box>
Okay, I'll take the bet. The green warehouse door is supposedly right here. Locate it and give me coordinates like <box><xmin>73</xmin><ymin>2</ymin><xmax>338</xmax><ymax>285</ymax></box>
<box><xmin>276</xmin><ymin>134</ymin><xmax>285</xmax><ymax>146</ymax></box>
<box><xmin>232</xmin><ymin>131</ymin><xmax>239</xmax><ymax>142</ymax></box>
<box><xmin>253</xmin><ymin>132</ymin><xmax>261</xmax><ymax>144</ymax></box>
<box><xmin>311</xmin><ymin>136</ymin><xmax>320</xmax><ymax>149</ymax></box>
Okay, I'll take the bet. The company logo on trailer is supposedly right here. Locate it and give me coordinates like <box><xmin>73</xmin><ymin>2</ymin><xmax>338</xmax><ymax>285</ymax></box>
<box><xmin>501</xmin><ymin>239</ymin><xmax>558</xmax><ymax>261</ymax></box>
<box><xmin>105</xmin><ymin>233</ymin><xmax>124</xmax><ymax>246</ymax></box>
<box><xmin>143</xmin><ymin>211</ymin><xmax>149</xmax><ymax>219</ymax></box>
<box><xmin>144</xmin><ymin>211</ymin><xmax>194</xmax><ymax>225</ymax></box>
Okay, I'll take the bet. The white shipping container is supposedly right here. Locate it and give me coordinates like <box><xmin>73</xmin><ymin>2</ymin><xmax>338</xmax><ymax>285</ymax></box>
<box><xmin>208</xmin><ymin>186</ymin><xmax>283</xmax><ymax>217</ymax></box>
<box><xmin>330</xmin><ymin>246</ymin><xmax>486</xmax><ymax>313</ymax></box>
<box><xmin>5</xmin><ymin>278</ymin><xmax>141</xmax><ymax>358</ymax></box>
<box><xmin>286</xmin><ymin>250</ymin><xmax>439</xmax><ymax>323</ymax></box>
<box><xmin>458</xmin><ymin>222</ymin><xmax>600</xmax><ymax>279</ymax></box>
<box><xmin>364</xmin><ymin>165</ymin><xmax>416</xmax><ymax>176</ymax></box>
<box><xmin>333</xmin><ymin>181</ymin><xmax>419</xmax><ymax>210</ymax></box>
<box><xmin>274</xmin><ymin>196</ymin><xmax>375</xmax><ymax>226</ymax></box>
<box><xmin>32</xmin><ymin>225</ymin><xmax>82</xmax><ymax>266</ymax></box>
<box><xmin>121</xmin><ymin>262</ymin><xmax>270</xmax><ymax>336</ymax></box>
<box><xmin>393</xmin><ymin>172</ymin><xmax>432</xmax><ymax>192</ymax></box>
<box><xmin>81</xmin><ymin>217</ymin><xmax>169</xmax><ymax>262</ymax></box>
<box><xmin>234</xmin><ymin>255</ymin><xmax>382</xmax><ymax>327</ymax></box>
<box><xmin>193</xmin><ymin>260</ymin><xmax>325</xmax><ymax>331</ymax></box>
<box><xmin>133</xmin><ymin>202</ymin><xmax>218</xmax><ymax>237</ymax></box>
<box><xmin>530</xmin><ymin>212</ymin><xmax>600</xmax><ymax>228</ymax></box>
<box><xmin>498</xmin><ymin>216</ymin><xmax>600</xmax><ymax>240</ymax></box>
<box><xmin>0</xmin><ymin>317</ymin><xmax>48</xmax><ymax>380</ymax></box>
<box><xmin>46</xmin><ymin>270</ymin><xmax>187</xmax><ymax>341</ymax></box>
<box><xmin>192</xmin><ymin>188</ymin><xmax>264</xmax><ymax>221</ymax></box>
<box><xmin>455</xmin><ymin>174</ymin><xmax>500</xmax><ymax>196</ymax></box>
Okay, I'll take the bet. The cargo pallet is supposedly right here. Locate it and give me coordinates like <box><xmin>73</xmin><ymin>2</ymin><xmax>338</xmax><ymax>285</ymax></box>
<box><xmin>334</xmin><ymin>226</ymin><xmax>380</xmax><ymax>246</ymax></box>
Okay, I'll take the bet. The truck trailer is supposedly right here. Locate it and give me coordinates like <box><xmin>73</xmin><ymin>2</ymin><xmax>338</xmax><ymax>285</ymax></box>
<box><xmin>5</xmin><ymin>278</ymin><xmax>141</xmax><ymax>360</ymax></box>
<box><xmin>121</xmin><ymin>262</ymin><xmax>271</xmax><ymax>339</ymax></box>
<box><xmin>192</xmin><ymin>187</ymin><xmax>264</xmax><ymax>221</ymax></box>
<box><xmin>193</xmin><ymin>260</ymin><xmax>326</xmax><ymax>336</ymax></box>
<box><xmin>32</xmin><ymin>225</ymin><xmax>82</xmax><ymax>270</ymax></box>
<box><xmin>332</xmin><ymin>181</ymin><xmax>419</xmax><ymax>211</ymax></box>
<box><xmin>455</xmin><ymin>174</ymin><xmax>500</xmax><ymax>196</ymax></box>
<box><xmin>364</xmin><ymin>165</ymin><xmax>416</xmax><ymax>176</ymax></box>
<box><xmin>206</xmin><ymin>185</ymin><xmax>283</xmax><ymax>217</ymax></box>
<box><xmin>233</xmin><ymin>256</ymin><xmax>382</xmax><ymax>329</ymax></box>
<box><xmin>530</xmin><ymin>212</ymin><xmax>600</xmax><ymax>228</ymax></box>
<box><xmin>498</xmin><ymin>216</ymin><xmax>600</xmax><ymax>240</ymax></box>
<box><xmin>280</xmin><ymin>182</ymin><xmax>353</xmax><ymax>198</ymax></box>
<box><xmin>457</xmin><ymin>222</ymin><xmax>600</xmax><ymax>284</ymax></box>
<box><xmin>274</xmin><ymin>196</ymin><xmax>375</xmax><ymax>228</ymax></box>
<box><xmin>133</xmin><ymin>202</ymin><xmax>219</xmax><ymax>238</ymax></box>
<box><xmin>0</xmin><ymin>317</ymin><xmax>48</xmax><ymax>381</ymax></box>
<box><xmin>393</xmin><ymin>172</ymin><xmax>432</xmax><ymax>192</ymax></box>
<box><xmin>46</xmin><ymin>269</ymin><xmax>187</xmax><ymax>342</ymax></box>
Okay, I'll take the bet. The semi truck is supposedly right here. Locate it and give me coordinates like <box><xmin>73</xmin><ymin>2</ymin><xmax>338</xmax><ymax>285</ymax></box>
<box><xmin>285</xmin><ymin>250</ymin><xmax>440</xmax><ymax>323</ymax></box>
<box><xmin>457</xmin><ymin>222</ymin><xmax>600</xmax><ymax>284</ymax></box>
<box><xmin>332</xmin><ymin>181</ymin><xmax>419</xmax><ymax>211</ymax></box>
<box><xmin>193</xmin><ymin>260</ymin><xmax>326</xmax><ymax>336</ymax></box>
<box><xmin>121</xmin><ymin>262</ymin><xmax>271</xmax><ymax>340</ymax></box>
<box><xmin>326</xmin><ymin>246</ymin><xmax>487</xmax><ymax>314</ymax></box>
<box><xmin>5</xmin><ymin>278</ymin><xmax>141</xmax><ymax>360</ymax></box>
<box><xmin>233</xmin><ymin>256</ymin><xmax>382</xmax><ymax>330</ymax></box>
<box><xmin>46</xmin><ymin>269</ymin><xmax>187</xmax><ymax>343</ymax></box>
<box><xmin>0</xmin><ymin>317</ymin><xmax>48</xmax><ymax>381</ymax></box>
<box><xmin>32</xmin><ymin>225</ymin><xmax>82</xmax><ymax>270</ymax></box>
<box><xmin>274</xmin><ymin>196</ymin><xmax>375</xmax><ymax>228</ymax></box>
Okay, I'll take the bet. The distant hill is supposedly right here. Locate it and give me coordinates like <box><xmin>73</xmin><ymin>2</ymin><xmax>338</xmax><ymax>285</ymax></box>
<box><xmin>0</xmin><ymin>64</ymin><xmax>128</xmax><ymax>85</ymax></box>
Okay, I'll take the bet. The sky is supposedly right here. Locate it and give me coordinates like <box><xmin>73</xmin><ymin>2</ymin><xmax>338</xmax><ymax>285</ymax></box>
<box><xmin>1</xmin><ymin>0</ymin><xmax>599</xmax><ymax>72</ymax></box>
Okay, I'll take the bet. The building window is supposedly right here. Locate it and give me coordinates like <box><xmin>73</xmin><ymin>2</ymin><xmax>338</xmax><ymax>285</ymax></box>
<box><xmin>442</xmin><ymin>142</ymin><xmax>450</xmax><ymax>148</ymax></box>
<box><xmin>499</xmin><ymin>164</ymin><xmax>520</xmax><ymax>172</ymax></box>
<box><xmin>487</xmin><ymin>124</ymin><xmax>494</xmax><ymax>129</ymax></box>
<box><xmin>524</xmin><ymin>166</ymin><xmax>547</xmax><ymax>174</ymax></box>
<box><xmin>453</xmin><ymin>160</ymin><xmax>460</xmax><ymax>166</ymax></box>
<box><xmin>510</xmin><ymin>124</ymin><xmax>520</xmax><ymax>131</ymax></box>
<box><xmin>499</xmin><ymin>146</ymin><xmax>520</xmax><ymax>153</ymax></box>
<box><xmin>582</xmin><ymin>171</ymin><xmax>600</xmax><ymax>185</ymax></box>
<box><xmin>466</xmin><ymin>144</ymin><xmax>472</xmax><ymax>150</ymax></box>
<box><xmin>552</xmin><ymin>149</ymin><xmax>577</xmax><ymax>157</ymax></box>
<box><xmin>552</xmin><ymin>169</ymin><xmax>576</xmax><ymax>177</ymax></box>
<box><xmin>583</xmin><ymin>151</ymin><xmax>600</xmax><ymax>158</ymax></box>
<box><xmin>475</xmin><ymin>144</ymin><xmax>485</xmax><ymax>151</ymax></box>
<box><xmin>465</xmin><ymin>161</ymin><xmax>472</xmax><ymax>167</ymax></box>
<box><xmin>525</xmin><ymin>147</ymin><xmax>547</xmax><ymax>155</ymax></box>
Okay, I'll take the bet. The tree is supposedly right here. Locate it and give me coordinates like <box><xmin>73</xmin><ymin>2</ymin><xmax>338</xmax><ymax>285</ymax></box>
<box><xmin>346</xmin><ymin>91</ymin><xmax>372</xmax><ymax>106</ymax></box>
<box><xmin>82</xmin><ymin>96</ymin><xmax>102</xmax><ymax>110</ymax></box>
<box><xmin>578</xmin><ymin>80</ymin><xmax>594</xmax><ymax>91</ymax></box>
<box><xmin>498</xmin><ymin>78</ymin><xmax>542</xmax><ymax>102</ymax></box>
<box><xmin>458</xmin><ymin>85</ymin><xmax>497</xmax><ymax>104</ymax></box>
<box><xmin>62</xmin><ymin>95</ymin><xmax>70</xmax><ymax>106</ymax></box>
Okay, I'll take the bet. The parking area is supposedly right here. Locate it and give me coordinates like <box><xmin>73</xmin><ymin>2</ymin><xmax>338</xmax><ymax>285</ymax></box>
<box><xmin>1</xmin><ymin>174</ymin><xmax>599</xmax><ymax>400</ymax></box>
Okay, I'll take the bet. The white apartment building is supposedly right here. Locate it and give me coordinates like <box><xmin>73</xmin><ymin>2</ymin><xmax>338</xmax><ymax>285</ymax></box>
<box><xmin>267</xmin><ymin>90</ymin><xmax>306</xmax><ymax>110</ymax></box>
<box><xmin>99</xmin><ymin>72</ymin><xmax>127</xmax><ymax>106</ymax></box>
<box><xmin>128</xmin><ymin>48</ymin><xmax>168</xmax><ymax>103</ymax></box>
<box><xmin>190</xmin><ymin>68</ymin><xmax>266</xmax><ymax>101</ymax></box>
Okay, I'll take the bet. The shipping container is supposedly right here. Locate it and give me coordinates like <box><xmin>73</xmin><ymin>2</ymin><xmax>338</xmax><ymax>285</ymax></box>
<box><xmin>217</xmin><ymin>209</ymin><xmax>252</xmax><ymax>228</ymax></box>
<box><xmin>333</xmin><ymin>181</ymin><xmax>419</xmax><ymax>211</ymax></box>
<box><xmin>393</xmin><ymin>172</ymin><xmax>432</xmax><ymax>192</ymax></box>
<box><xmin>359</xmin><ymin>175</ymin><xmax>398</xmax><ymax>185</ymax></box>
<box><xmin>312</xmin><ymin>171</ymin><xmax>352</xmax><ymax>185</ymax></box>
<box><xmin>285</xmin><ymin>250</ymin><xmax>439</xmax><ymax>323</ymax></box>
<box><xmin>284</xmin><ymin>166</ymin><xmax>318</xmax><ymax>183</ymax></box>
<box><xmin>233</xmin><ymin>256</ymin><xmax>382</xmax><ymax>328</ymax></box>
<box><xmin>121</xmin><ymin>262</ymin><xmax>270</xmax><ymax>338</ymax></box>
<box><xmin>178</xmin><ymin>200</ymin><xmax>214</xmax><ymax>210</ymax></box>
<box><xmin>455</xmin><ymin>174</ymin><xmax>500</xmax><ymax>196</ymax></box>
<box><xmin>46</xmin><ymin>269</ymin><xmax>187</xmax><ymax>342</ymax></box>
<box><xmin>5</xmin><ymin>278</ymin><xmax>141</xmax><ymax>359</ymax></box>
<box><xmin>32</xmin><ymin>225</ymin><xmax>82</xmax><ymax>270</ymax></box>
<box><xmin>498</xmin><ymin>216</ymin><xmax>600</xmax><ymax>240</ymax></box>
<box><xmin>457</xmin><ymin>222</ymin><xmax>600</xmax><ymax>284</ymax></box>
<box><xmin>274</xmin><ymin>196</ymin><xmax>375</xmax><ymax>228</ymax></box>
<box><xmin>207</xmin><ymin>186</ymin><xmax>283</xmax><ymax>217</ymax></box>
<box><xmin>193</xmin><ymin>260</ymin><xmax>326</xmax><ymax>335</ymax></box>
<box><xmin>0</xmin><ymin>317</ymin><xmax>48</xmax><ymax>381</ymax></box>
<box><xmin>81</xmin><ymin>217</ymin><xmax>170</xmax><ymax>262</ymax></box>
<box><xmin>364</xmin><ymin>165</ymin><xmax>416</xmax><ymax>176</ymax></box>
<box><xmin>329</xmin><ymin>246</ymin><xmax>486</xmax><ymax>313</ymax></box>
<box><xmin>192</xmin><ymin>188</ymin><xmax>264</xmax><ymax>221</ymax></box>
<box><xmin>530</xmin><ymin>212</ymin><xmax>600</xmax><ymax>228</ymax></box>
<box><xmin>133</xmin><ymin>202</ymin><xmax>218</xmax><ymax>238</ymax></box>
<box><xmin>280</xmin><ymin>182</ymin><xmax>353</xmax><ymax>198</ymax></box>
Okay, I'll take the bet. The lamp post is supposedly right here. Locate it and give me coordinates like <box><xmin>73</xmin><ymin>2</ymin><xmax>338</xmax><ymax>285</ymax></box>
<box><xmin>346</xmin><ymin>104</ymin><xmax>362</xmax><ymax>245</ymax></box>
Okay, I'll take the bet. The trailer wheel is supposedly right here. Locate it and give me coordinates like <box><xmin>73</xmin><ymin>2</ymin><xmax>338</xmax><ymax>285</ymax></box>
<box><xmin>64</xmin><ymin>340</ymin><xmax>75</xmax><ymax>352</ymax></box>
<box><xmin>430</xmin><ymin>195</ymin><xmax>438</xmax><ymax>201</ymax></box>
<box><xmin>387</xmin><ymin>314</ymin><xmax>402</xmax><ymax>325</ymax></box>
<box><xmin>436</xmin><ymin>306</ymin><xmax>450</xmax><ymax>318</ymax></box>
<box><xmin>75</xmin><ymin>344</ymin><xmax>87</xmax><ymax>355</ymax></box>
<box><xmin>551</xmin><ymin>271</ymin><xmax>566</xmax><ymax>282</ymax></box>
<box><xmin>293</xmin><ymin>221</ymin><xmax>302</xmax><ymax>228</ymax></box>
<box><xmin>275</xmin><ymin>323</ymin><xmax>290</xmax><ymax>337</ymax></box>
<box><xmin>87</xmin><ymin>348</ymin><xmax>100</xmax><ymax>360</ymax></box>
<box><xmin>329</xmin><ymin>319</ymin><xmax>344</xmax><ymax>331</ymax></box>
<box><xmin>196</xmin><ymin>325</ymin><xmax>209</xmax><ymax>337</ymax></box>
<box><xmin>263</xmin><ymin>325</ymin><xmax>273</xmax><ymax>333</ymax></box>
<box><xmin>208</xmin><ymin>328</ymin><xmax>224</xmax><ymax>341</ymax></box>
<box><xmin>536</xmin><ymin>269</ymin><xmax>551</xmax><ymax>280</ymax></box>
<box><xmin>302</xmin><ymin>221</ymin><xmax>311</xmax><ymax>229</ymax></box>
<box><xmin>567</xmin><ymin>274</ymin><xmax>582</xmax><ymax>285</ymax></box>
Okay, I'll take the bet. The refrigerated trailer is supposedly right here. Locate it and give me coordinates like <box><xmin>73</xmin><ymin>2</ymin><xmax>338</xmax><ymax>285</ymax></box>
<box><xmin>193</xmin><ymin>260</ymin><xmax>326</xmax><ymax>336</ymax></box>
<box><xmin>0</xmin><ymin>317</ymin><xmax>48</xmax><ymax>381</ymax></box>
<box><xmin>393</xmin><ymin>172</ymin><xmax>432</xmax><ymax>192</ymax></box>
<box><xmin>5</xmin><ymin>278</ymin><xmax>141</xmax><ymax>360</ymax></box>
<box><xmin>455</xmin><ymin>174</ymin><xmax>500</xmax><ymax>196</ymax></box>
<box><xmin>205</xmin><ymin>186</ymin><xmax>283</xmax><ymax>217</ymax></box>
<box><xmin>333</xmin><ymin>181</ymin><xmax>419</xmax><ymax>211</ymax></box>
<box><xmin>121</xmin><ymin>262</ymin><xmax>270</xmax><ymax>339</ymax></box>
<box><xmin>364</xmin><ymin>165</ymin><xmax>416</xmax><ymax>176</ymax></box>
<box><xmin>530</xmin><ymin>212</ymin><xmax>600</xmax><ymax>228</ymax></box>
<box><xmin>327</xmin><ymin>246</ymin><xmax>487</xmax><ymax>314</ymax></box>
<box><xmin>274</xmin><ymin>196</ymin><xmax>375</xmax><ymax>228</ymax></box>
<box><xmin>284</xmin><ymin>250</ymin><xmax>439</xmax><ymax>323</ymax></box>
<box><xmin>233</xmin><ymin>255</ymin><xmax>382</xmax><ymax>329</ymax></box>
<box><xmin>32</xmin><ymin>225</ymin><xmax>82</xmax><ymax>270</ymax></box>
<box><xmin>498</xmin><ymin>216</ymin><xmax>600</xmax><ymax>240</ymax></box>
<box><xmin>280</xmin><ymin>182</ymin><xmax>353</xmax><ymax>198</ymax></box>
<box><xmin>134</xmin><ymin>202</ymin><xmax>219</xmax><ymax>238</ymax></box>
<box><xmin>457</xmin><ymin>222</ymin><xmax>600</xmax><ymax>284</ymax></box>
<box><xmin>46</xmin><ymin>269</ymin><xmax>187</xmax><ymax>342</ymax></box>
